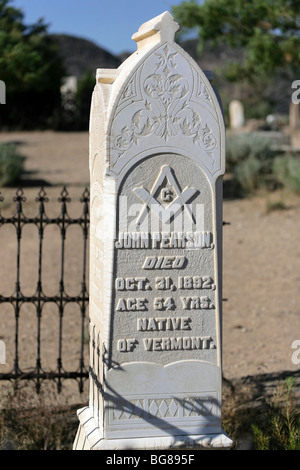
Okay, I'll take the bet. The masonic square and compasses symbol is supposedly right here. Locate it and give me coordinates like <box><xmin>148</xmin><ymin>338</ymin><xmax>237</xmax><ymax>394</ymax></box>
<box><xmin>133</xmin><ymin>165</ymin><xmax>199</xmax><ymax>226</ymax></box>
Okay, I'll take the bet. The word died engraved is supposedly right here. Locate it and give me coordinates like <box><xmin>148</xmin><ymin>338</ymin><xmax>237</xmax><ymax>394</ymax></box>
<box><xmin>143</xmin><ymin>255</ymin><xmax>186</xmax><ymax>270</ymax></box>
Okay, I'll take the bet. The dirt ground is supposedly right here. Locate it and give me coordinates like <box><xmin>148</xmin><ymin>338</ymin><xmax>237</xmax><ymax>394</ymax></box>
<box><xmin>0</xmin><ymin>131</ymin><xmax>299</xmax><ymax>407</ymax></box>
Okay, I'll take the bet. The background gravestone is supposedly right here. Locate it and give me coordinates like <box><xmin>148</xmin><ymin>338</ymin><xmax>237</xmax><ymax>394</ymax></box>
<box><xmin>0</xmin><ymin>80</ymin><xmax>5</xmax><ymax>104</ymax></box>
<box><xmin>290</xmin><ymin>101</ymin><xmax>300</xmax><ymax>130</ymax></box>
<box><xmin>229</xmin><ymin>99</ymin><xmax>245</xmax><ymax>129</ymax></box>
<box><xmin>289</xmin><ymin>102</ymin><xmax>300</xmax><ymax>149</ymax></box>
<box><xmin>0</xmin><ymin>340</ymin><xmax>5</xmax><ymax>365</ymax></box>
<box><xmin>74</xmin><ymin>12</ymin><xmax>232</xmax><ymax>450</ymax></box>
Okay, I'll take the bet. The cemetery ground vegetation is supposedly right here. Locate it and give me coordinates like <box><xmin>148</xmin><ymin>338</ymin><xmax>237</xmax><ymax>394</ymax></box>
<box><xmin>0</xmin><ymin>143</ymin><xmax>25</xmax><ymax>186</ymax></box>
<box><xmin>251</xmin><ymin>377</ymin><xmax>300</xmax><ymax>450</ymax></box>
<box><xmin>223</xmin><ymin>376</ymin><xmax>300</xmax><ymax>450</ymax></box>
<box><xmin>0</xmin><ymin>382</ymin><xmax>80</xmax><ymax>450</ymax></box>
<box><xmin>225</xmin><ymin>132</ymin><xmax>300</xmax><ymax>198</ymax></box>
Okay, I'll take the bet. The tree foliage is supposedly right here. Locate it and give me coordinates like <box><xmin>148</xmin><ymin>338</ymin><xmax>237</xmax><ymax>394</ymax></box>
<box><xmin>0</xmin><ymin>0</ymin><xmax>65</xmax><ymax>129</ymax></box>
<box><xmin>172</xmin><ymin>0</ymin><xmax>300</xmax><ymax>81</ymax></box>
<box><xmin>75</xmin><ymin>71</ymin><xmax>95</xmax><ymax>130</ymax></box>
<box><xmin>58</xmin><ymin>71</ymin><xmax>94</xmax><ymax>131</ymax></box>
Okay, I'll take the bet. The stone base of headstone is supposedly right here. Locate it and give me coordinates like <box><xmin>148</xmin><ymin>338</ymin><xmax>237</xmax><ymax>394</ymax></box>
<box><xmin>73</xmin><ymin>360</ymin><xmax>233</xmax><ymax>450</ymax></box>
<box><xmin>74</xmin><ymin>406</ymin><xmax>232</xmax><ymax>450</ymax></box>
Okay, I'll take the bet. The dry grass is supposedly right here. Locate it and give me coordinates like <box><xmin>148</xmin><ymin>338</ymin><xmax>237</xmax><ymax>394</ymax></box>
<box><xmin>0</xmin><ymin>381</ymin><xmax>83</xmax><ymax>450</ymax></box>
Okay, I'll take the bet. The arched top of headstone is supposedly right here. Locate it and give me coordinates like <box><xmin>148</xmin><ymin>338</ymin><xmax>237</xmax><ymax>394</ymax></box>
<box><xmin>93</xmin><ymin>12</ymin><xmax>225</xmax><ymax>182</ymax></box>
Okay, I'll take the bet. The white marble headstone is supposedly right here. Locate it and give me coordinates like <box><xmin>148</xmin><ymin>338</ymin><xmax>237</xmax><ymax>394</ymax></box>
<box><xmin>74</xmin><ymin>11</ymin><xmax>232</xmax><ymax>450</ymax></box>
<box><xmin>290</xmin><ymin>101</ymin><xmax>300</xmax><ymax>130</ymax></box>
<box><xmin>229</xmin><ymin>99</ymin><xmax>245</xmax><ymax>129</ymax></box>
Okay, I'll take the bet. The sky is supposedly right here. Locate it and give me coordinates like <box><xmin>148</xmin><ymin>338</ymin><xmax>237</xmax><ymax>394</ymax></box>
<box><xmin>11</xmin><ymin>0</ymin><xmax>191</xmax><ymax>56</ymax></box>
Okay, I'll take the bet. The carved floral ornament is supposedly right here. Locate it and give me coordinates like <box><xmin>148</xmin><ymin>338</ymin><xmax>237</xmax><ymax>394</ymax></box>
<box><xmin>111</xmin><ymin>44</ymin><xmax>220</xmax><ymax>173</ymax></box>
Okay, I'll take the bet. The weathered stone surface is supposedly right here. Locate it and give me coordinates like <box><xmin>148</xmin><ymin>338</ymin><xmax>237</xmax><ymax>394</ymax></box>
<box><xmin>74</xmin><ymin>11</ymin><xmax>231</xmax><ymax>450</ymax></box>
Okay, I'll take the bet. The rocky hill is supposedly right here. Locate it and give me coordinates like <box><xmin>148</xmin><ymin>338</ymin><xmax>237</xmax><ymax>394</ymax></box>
<box><xmin>52</xmin><ymin>34</ymin><xmax>122</xmax><ymax>78</ymax></box>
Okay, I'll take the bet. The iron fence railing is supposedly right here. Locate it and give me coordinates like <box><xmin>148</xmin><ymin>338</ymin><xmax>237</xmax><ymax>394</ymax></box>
<box><xmin>0</xmin><ymin>186</ymin><xmax>89</xmax><ymax>392</ymax></box>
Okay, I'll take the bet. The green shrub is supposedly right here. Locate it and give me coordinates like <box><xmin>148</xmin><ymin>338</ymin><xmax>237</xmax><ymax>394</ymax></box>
<box><xmin>273</xmin><ymin>154</ymin><xmax>300</xmax><ymax>194</ymax></box>
<box><xmin>252</xmin><ymin>377</ymin><xmax>300</xmax><ymax>450</ymax></box>
<box><xmin>0</xmin><ymin>144</ymin><xmax>25</xmax><ymax>186</ymax></box>
<box><xmin>265</xmin><ymin>199</ymin><xmax>287</xmax><ymax>213</ymax></box>
<box><xmin>226</xmin><ymin>133</ymin><xmax>275</xmax><ymax>195</ymax></box>
<box><xmin>232</xmin><ymin>156</ymin><xmax>263</xmax><ymax>195</ymax></box>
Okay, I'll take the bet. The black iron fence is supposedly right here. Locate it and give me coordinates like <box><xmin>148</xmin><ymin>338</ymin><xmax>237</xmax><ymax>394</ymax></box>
<box><xmin>0</xmin><ymin>187</ymin><xmax>89</xmax><ymax>393</ymax></box>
